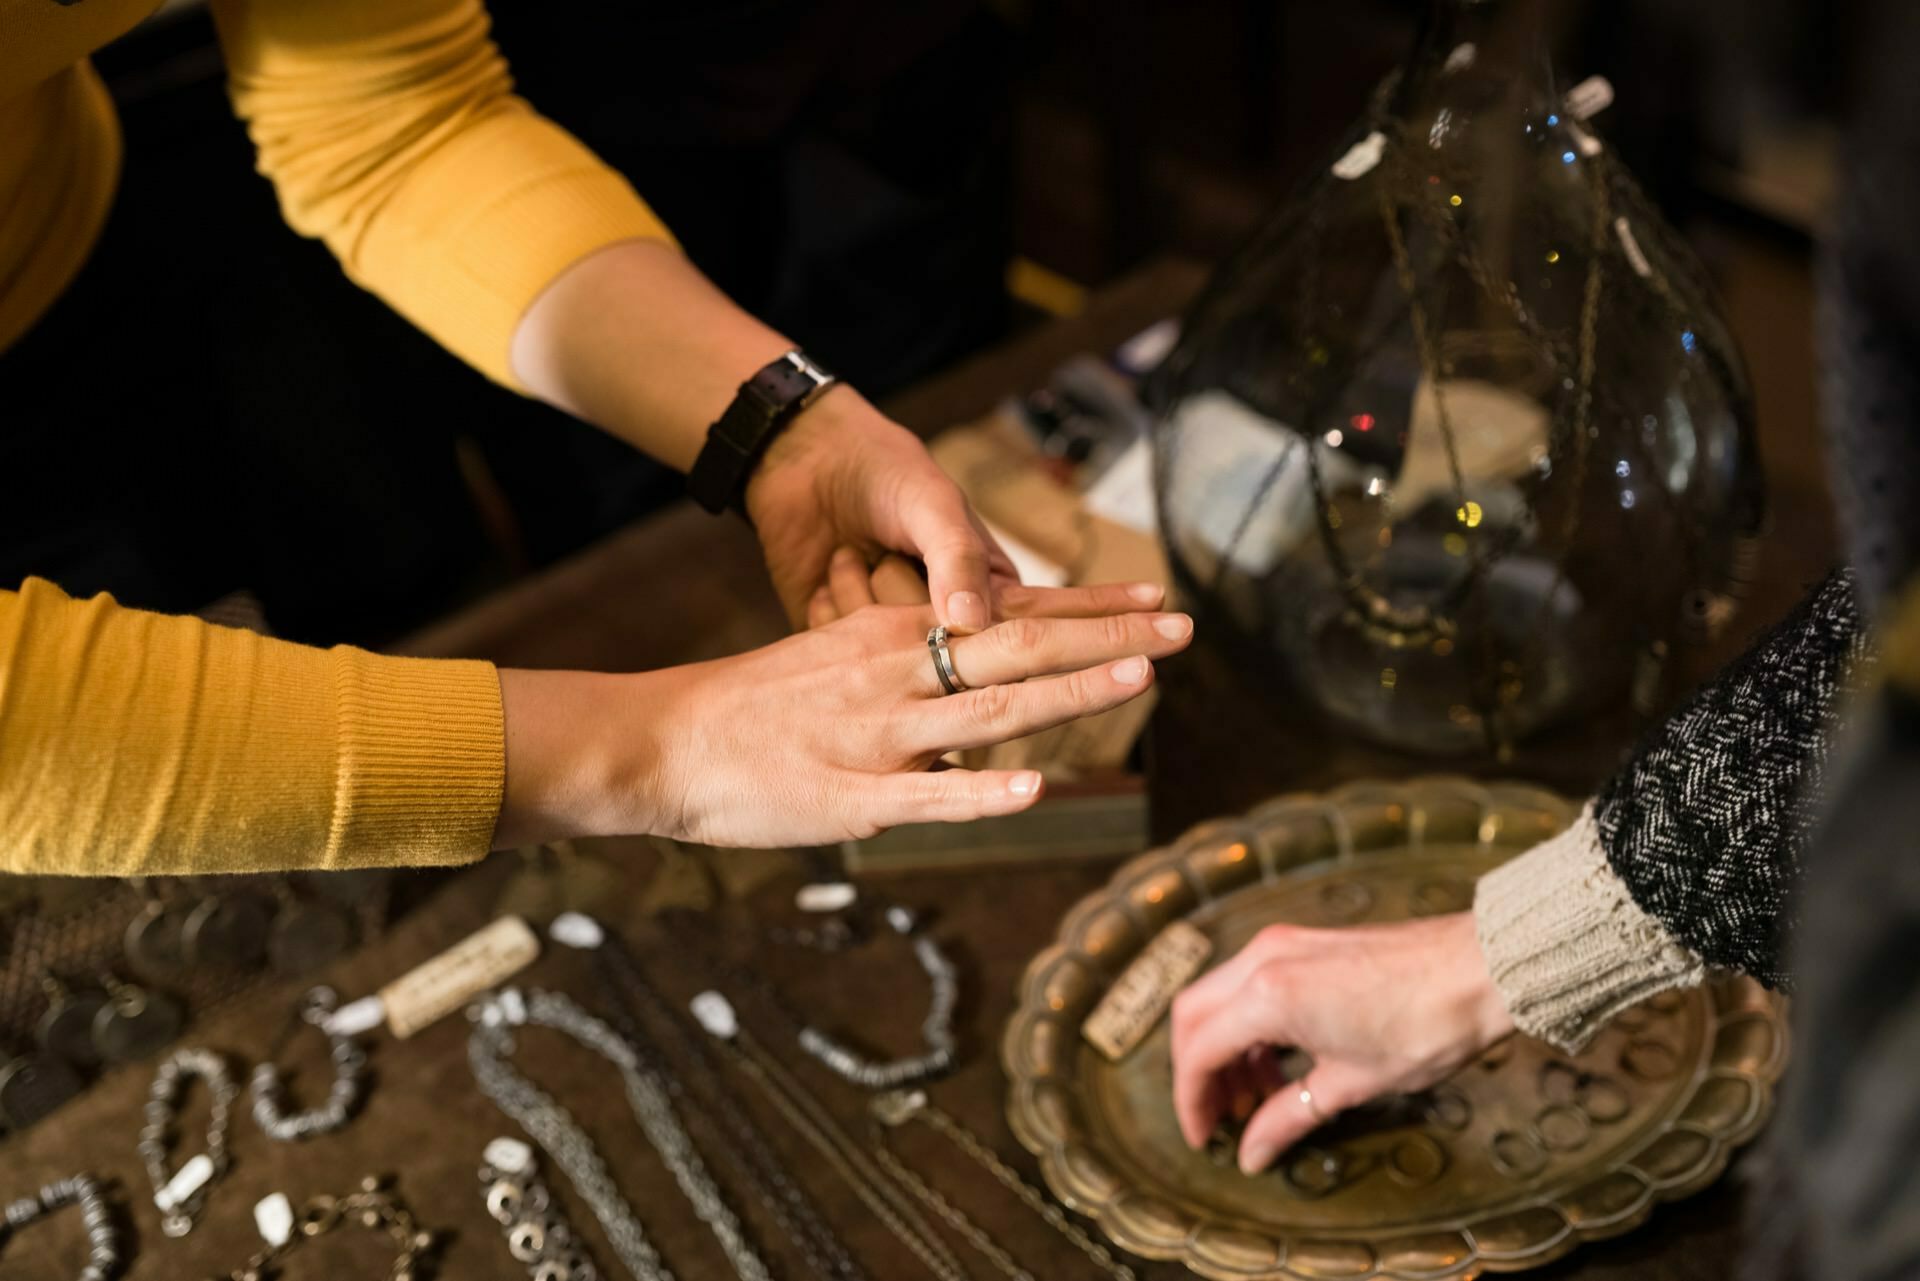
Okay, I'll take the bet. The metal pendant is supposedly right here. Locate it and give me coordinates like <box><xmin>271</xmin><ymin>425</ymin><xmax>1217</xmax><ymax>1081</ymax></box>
<box><xmin>124</xmin><ymin>897</ymin><xmax>193</xmax><ymax>979</ymax></box>
<box><xmin>91</xmin><ymin>978</ymin><xmax>186</xmax><ymax>1063</ymax></box>
<box><xmin>267</xmin><ymin>899</ymin><xmax>357</xmax><ymax>976</ymax></box>
<box><xmin>0</xmin><ymin>1050</ymin><xmax>84</xmax><ymax>1130</ymax></box>
<box><xmin>182</xmin><ymin>888</ymin><xmax>273</xmax><ymax>967</ymax></box>
<box><xmin>35</xmin><ymin>977</ymin><xmax>108</xmax><ymax>1070</ymax></box>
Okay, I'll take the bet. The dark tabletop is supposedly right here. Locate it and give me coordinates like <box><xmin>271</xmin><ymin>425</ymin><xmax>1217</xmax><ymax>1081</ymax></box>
<box><xmin>3</xmin><ymin>246</ymin><xmax>1829</xmax><ymax>1279</ymax></box>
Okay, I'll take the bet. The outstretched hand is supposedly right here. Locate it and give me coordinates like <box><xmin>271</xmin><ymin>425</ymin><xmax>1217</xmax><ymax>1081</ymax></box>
<box><xmin>1169</xmin><ymin>914</ymin><xmax>1514</xmax><ymax>1174</ymax></box>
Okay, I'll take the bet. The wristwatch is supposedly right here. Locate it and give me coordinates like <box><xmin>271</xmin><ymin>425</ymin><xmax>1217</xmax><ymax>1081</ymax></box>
<box><xmin>687</xmin><ymin>349</ymin><xmax>838</xmax><ymax>514</ymax></box>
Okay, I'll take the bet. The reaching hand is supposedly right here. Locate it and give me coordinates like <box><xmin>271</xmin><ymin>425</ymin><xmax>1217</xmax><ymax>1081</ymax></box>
<box><xmin>1169</xmin><ymin>913</ymin><xmax>1514</xmax><ymax>1174</ymax></box>
<box><xmin>745</xmin><ymin>389</ymin><xmax>1016</xmax><ymax>633</ymax></box>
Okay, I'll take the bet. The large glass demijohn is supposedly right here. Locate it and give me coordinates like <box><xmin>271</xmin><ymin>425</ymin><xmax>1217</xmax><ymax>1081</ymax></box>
<box><xmin>1146</xmin><ymin>0</ymin><xmax>1764</xmax><ymax>760</ymax></box>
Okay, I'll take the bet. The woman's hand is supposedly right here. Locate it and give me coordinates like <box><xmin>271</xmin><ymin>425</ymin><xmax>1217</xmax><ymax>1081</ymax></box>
<box><xmin>745</xmin><ymin>390</ymin><xmax>1016</xmax><ymax>632</ymax></box>
<box><xmin>802</xmin><ymin>548</ymin><xmax>1133</xmax><ymax>629</ymax></box>
<box><xmin>1170</xmin><ymin>914</ymin><xmax>1514</xmax><ymax>1174</ymax></box>
<box><xmin>494</xmin><ymin>583</ymin><xmax>1189</xmax><ymax>849</ymax></box>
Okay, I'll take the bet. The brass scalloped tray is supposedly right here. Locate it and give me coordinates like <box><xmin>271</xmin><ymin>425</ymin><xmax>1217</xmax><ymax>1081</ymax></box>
<box><xmin>1002</xmin><ymin>777</ymin><xmax>1787</xmax><ymax>1279</ymax></box>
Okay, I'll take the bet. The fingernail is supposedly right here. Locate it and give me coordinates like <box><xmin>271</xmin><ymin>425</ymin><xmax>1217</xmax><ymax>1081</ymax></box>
<box><xmin>1153</xmin><ymin>614</ymin><xmax>1193</xmax><ymax>641</ymax></box>
<box><xmin>1238</xmin><ymin>1139</ymin><xmax>1277</xmax><ymax>1176</ymax></box>
<box><xmin>1127</xmin><ymin>582</ymin><xmax>1165</xmax><ymax>606</ymax></box>
<box><xmin>1008</xmin><ymin>771</ymin><xmax>1042</xmax><ymax>797</ymax></box>
<box><xmin>1113</xmin><ymin>655</ymin><xmax>1151</xmax><ymax>684</ymax></box>
<box><xmin>833</xmin><ymin>546</ymin><xmax>860</xmax><ymax>565</ymax></box>
<box><xmin>946</xmin><ymin>591</ymin><xmax>988</xmax><ymax>632</ymax></box>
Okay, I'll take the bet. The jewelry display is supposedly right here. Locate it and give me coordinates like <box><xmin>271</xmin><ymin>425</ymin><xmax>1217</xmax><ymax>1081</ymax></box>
<box><xmin>0</xmin><ymin>1036</ymin><xmax>84</xmax><ymax>1131</ymax></box>
<box><xmin>689</xmin><ymin>991</ymin><xmax>975</xmax><ymax>1281</ymax></box>
<box><xmin>36</xmin><ymin>973</ymin><xmax>108</xmax><ymax>1070</ymax></box>
<box><xmin>467</xmin><ymin>986</ymin><xmax>773</xmax><ymax>1281</ymax></box>
<box><xmin>139</xmin><ymin>1046</ymin><xmax>238</xmax><ymax>1237</ymax></box>
<box><xmin>0</xmin><ymin>1174</ymin><xmax>123</xmax><ymax>1280</ymax></box>
<box><xmin>213</xmin><ymin>1175</ymin><xmax>437</xmax><ymax>1281</ymax></box>
<box><xmin>587</xmin><ymin>928</ymin><xmax>870</xmax><ymax>1281</ymax></box>
<box><xmin>870</xmin><ymin>1090</ymin><xmax>1137</xmax><ymax>1281</ymax></box>
<box><xmin>250</xmin><ymin>987</ymin><xmax>368</xmax><ymax>1142</ymax></box>
<box><xmin>91</xmin><ymin>972</ymin><xmax>184</xmax><ymax>1064</ymax></box>
<box><xmin>480</xmin><ymin>1136</ymin><xmax>600</xmax><ymax>1281</ymax></box>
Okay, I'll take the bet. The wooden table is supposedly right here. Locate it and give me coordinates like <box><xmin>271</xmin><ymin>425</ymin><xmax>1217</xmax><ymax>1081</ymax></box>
<box><xmin>6</xmin><ymin>249</ymin><xmax>1823</xmax><ymax>1279</ymax></box>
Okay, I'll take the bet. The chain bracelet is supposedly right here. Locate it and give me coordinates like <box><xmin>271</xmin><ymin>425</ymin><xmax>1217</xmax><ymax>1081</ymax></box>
<box><xmin>480</xmin><ymin>1139</ymin><xmax>600</xmax><ymax>1281</ymax></box>
<box><xmin>139</xmin><ymin>1047</ymin><xmax>237</xmax><ymax>1238</ymax></box>
<box><xmin>0</xmin><ymin>1174</ymin><xmax>122</xmax><ymax>1280</ymax></box>
<box><xmin>468</xmin><ymin>988</ymin><xmax>774</xmax><ymax>1281</ymax></box>
<box><xmin>214</xmin><ymin>1176</ymin><xmax>438</xmax><ymax>1281</ymax></box>
<box><xmin>794</xmin><ymin>907</ymin><xmax>960</xmax><ymax>1091</ymax></box>
<box><xmin>873</xmin><ymin>1092</ymin><xmax>1138</xmax><ymax>1281</ymax></box>
<box><xmin>251</xmin><ymin>987</ymin><xmax>368</xmax><ymax>1142</ymax></box>
<box><xmin>593</xmin><ymin>936</ymin><xmax>871</xmax><ymax>1281</ymax></box>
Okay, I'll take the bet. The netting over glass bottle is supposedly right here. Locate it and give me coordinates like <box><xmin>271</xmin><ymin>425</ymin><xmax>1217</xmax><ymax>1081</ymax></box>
<box><xmin>1146</xmin><ymin>0</ymin><xmax>1764</xmax><ymax>759</ymax></box>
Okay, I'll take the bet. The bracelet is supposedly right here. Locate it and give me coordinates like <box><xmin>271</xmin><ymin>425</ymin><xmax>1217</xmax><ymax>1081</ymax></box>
<box><xmin>250</xmin><ymin>987</ymin><xmax>369</xmax><ymax>1142</ymax></box>
<box><xmin>0</xmin><ymin>1175</ymin><xmax>122</xmax><ymax>1281</ymax></box>
<box><xmin>213</xmin><ymin>1176</ymin><xmax>437</xmax><ymax>1281</ymax></box>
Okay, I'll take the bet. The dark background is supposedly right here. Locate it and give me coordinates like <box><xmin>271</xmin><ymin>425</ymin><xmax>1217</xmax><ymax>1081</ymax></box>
<box><xmin>1</xmin><ymin>0</ymin><xmax>1838</xmax><ymax>647</ymax></box>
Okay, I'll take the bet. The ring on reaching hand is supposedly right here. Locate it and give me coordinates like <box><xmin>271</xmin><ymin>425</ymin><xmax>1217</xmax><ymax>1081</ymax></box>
<box><xmin>1300</xmin><ymin>1085</ymin><xmax>1328</xmax><ymax>1124</ymax></box>
<box><xmin>926</xmin><ymin>625</ymin><xmax>968</xmax><ymax>696</ymax></box>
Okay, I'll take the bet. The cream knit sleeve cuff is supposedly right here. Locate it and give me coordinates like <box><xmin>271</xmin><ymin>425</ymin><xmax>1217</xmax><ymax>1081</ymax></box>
<box><xmin>1473</xmin><ymin>802</ymin><xmax>1705</xmax><ymax>1053</ymax></box>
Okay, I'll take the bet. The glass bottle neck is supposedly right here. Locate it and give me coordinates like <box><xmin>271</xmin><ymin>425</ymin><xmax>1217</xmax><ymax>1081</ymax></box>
<box><xmin>1411</xmin><ymin>0</ymin><xmax>1559</xmax><ymax>97</ymax></box>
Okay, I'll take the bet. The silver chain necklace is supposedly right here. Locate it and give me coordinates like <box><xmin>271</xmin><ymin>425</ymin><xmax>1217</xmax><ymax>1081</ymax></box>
<box><xmin>467</xmin><ymin>987</ymin><xmax>773</xmax><ymax>1281</ymax></box>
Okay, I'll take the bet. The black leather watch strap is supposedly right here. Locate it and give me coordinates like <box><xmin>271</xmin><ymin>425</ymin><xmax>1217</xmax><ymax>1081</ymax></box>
<box><xmin>688</xmin><ymin>350</ymin><xmax>837</xmax><ymax>514</ymax></box>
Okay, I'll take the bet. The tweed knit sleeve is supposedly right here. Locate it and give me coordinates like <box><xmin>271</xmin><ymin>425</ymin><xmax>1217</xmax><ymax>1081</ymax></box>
<box><xmin>1594</xmin><ymin>568</ymin><xmax>1870</xmax><ymax>988</ymax></box>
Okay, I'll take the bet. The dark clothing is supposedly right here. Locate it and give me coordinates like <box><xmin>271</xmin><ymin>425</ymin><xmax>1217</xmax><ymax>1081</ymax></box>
<box><xmin>1597</xmin><ymin>569</ymin><xmax>1869</xmax><ymax>988</ymax></box>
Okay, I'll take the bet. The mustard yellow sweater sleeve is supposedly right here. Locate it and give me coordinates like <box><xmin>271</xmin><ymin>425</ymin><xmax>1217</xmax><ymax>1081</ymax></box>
<box><xmin>0</xmin><ymin>579</ymin><xmax>504</xmax><ymax>877</ymax></box>
<box><xmin>207</xmin><ymin>0</ymin><xmax>676</xmax><ymax>387</ymax></box>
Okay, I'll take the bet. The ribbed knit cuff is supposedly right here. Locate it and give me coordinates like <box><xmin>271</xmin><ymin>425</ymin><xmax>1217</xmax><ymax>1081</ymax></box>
<box><xmin>323</xmin><ymin>648</ymin><xmax>504</xmax><ymax>870</ymax></box>
<box><xmin>1474</xmin><ymin>802</ymin><xmax>1704</xmax><ymax>1052</ymax></box>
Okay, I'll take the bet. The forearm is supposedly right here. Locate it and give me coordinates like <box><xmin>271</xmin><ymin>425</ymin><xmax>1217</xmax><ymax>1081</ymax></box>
<box><xmin>1476</xmin><ymin>568</ymin><xmax>1873</xmax><ymax>1050</ymax></box>
<box><xmin>508</xmin><ymin>240</ymin><xmax>809</xmax><ymax>472</ymax></box>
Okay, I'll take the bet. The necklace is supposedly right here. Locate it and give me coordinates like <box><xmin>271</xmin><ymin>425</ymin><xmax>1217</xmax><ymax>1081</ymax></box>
<box><xmin>870</xmin><ymin>1091</ymin><xmax>1137</xmax><ymax>1281</ymax></box>
<box><xmin>467</xmin><ymin>987</ymin><xmax>773</xmax><ymax>1281</ymax></box>
<box><xmin>212</xmin><ymin>1176</ymin><xmax>437</xmax><ymax>1281</ymax></box>
<box><xmin>0</xmin><ymin>1174</ymin><xmax>123</xmax><ymax>1280</ymax></box>
<box><xmin>139</xmin><ymin>1047</ymin><xmax>238</xmax><ymax>1238</ymax></box>
<box><xmin>688</xmin><ymin>992</ymin><xmax>976</xmax><ymax>1281</ymax></box>
<box><xmin>587</xmin><ymin>928</ymin><xmax>870</xmax><ymax>1281</ymax></box>
<box><xmin>661</xmin><ymin>901</ymin><xmax>960</xmax><ymax>1091</ymax></box>
<box><xmin>250</xmin><ymin>987</ymin><xmax>369</xmax><ymax>1143</ymax></box>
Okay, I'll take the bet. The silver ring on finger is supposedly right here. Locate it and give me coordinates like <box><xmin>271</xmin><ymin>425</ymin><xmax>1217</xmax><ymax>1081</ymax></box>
<box><xmin>926</xmin><ymin>625</ymin><xmax>969</xmax><ymax>696</ymax></box>
<box><xmin>1300</xmin><ymin>1083</ymin><xmax>1329</xmax><ymax>1124</ymax></box>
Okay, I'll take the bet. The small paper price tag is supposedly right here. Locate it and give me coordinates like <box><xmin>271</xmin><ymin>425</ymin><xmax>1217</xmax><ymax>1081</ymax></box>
<box><xmin>254</xmin><ymin>1192</ymin><xmax>294</xmax><ymax>1247</ymax></box>
<box><xmin>795</xmin><ymin>883</ymin><xmax>858</xmax><ymax>914</ymax></box>
<box><xmin>1082</xmin><ymin>921</ymin><xmax>1214</xmax><ymax>1061</ymax></box>
<box><xmin>155</xmin><ymin>1153</ymin><xmax>214</xmax><ymax>1212</ymax></box>
<box><xmin>549</xmin><ymin>912</ymin><xmax>605</xmax><ymax>949</ymax></box>
<box><xmin>1331</xmin><ymin>131</ymin><xmax>1387</xmax><ymax>181</ymax></box>
<box><xmin>1564</xmin><ymin>75</ymin><xmax>1614</xmax><ymax>121</ymax></box>
<box><xmin>379</xmin><ymin>915</ymin><xmax>540</xmax><ymax>1039</ymax></box>
<box><xmin>325</xmin><ymin>995</ymin><xmax>386</xmax><ymax>1038</ymax></box>
<box><xmin>690</xmin><ymin>991</ymin><xmax>740</xmax><ymax>1039</ymax></box>
<box><xmin>483</xmin><ymin>1137</ymin><xmax>535</xmax><ymax>1176</ymax></box>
